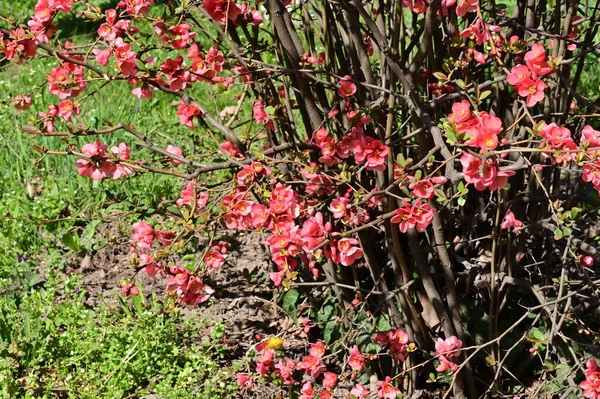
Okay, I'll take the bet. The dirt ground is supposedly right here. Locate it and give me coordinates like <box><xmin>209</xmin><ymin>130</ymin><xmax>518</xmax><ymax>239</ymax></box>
<box><xmin>55</xmin><ymin>229</ymin><xmax>297</xmax><ymax>398</ymax></box>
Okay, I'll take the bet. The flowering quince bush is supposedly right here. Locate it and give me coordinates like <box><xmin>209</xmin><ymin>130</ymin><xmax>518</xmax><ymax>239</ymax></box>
<box><xmin>6</xmin><ymin>0</ymin><xmax>600</xmax><ymax>397</ymax></box>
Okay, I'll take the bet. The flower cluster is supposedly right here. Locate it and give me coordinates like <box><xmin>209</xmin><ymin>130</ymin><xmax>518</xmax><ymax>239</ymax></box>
<box><xmin>375</xmin><ymin>328</ymin><xmax>410</xmax><ymax>361</ymax></box>
<box><xmin>203</xmin><ymin>0</ymin><xmax>264</xmax><ymax>27</ymax></box>
<box><xmin>449</xmin><ymin>100</ymin><xmax>503</xmax><ymax>152</ymax></box>
<box><xmin>537</xmin><ymin>123</ymin><xmax>578</xmax><ymax>165</ymax></box>
<box><xmin>435</xmin><ymin>335</ymin><xmax>463</xmax><ymax>372</ymax></box>
<box><xmin>390</xmin><ymin>200</ymin><xmax>435</xmax><ymax>233</ymax></box>
<box><xmin>461</xmin><ymin>152</ymin><xmax>514</xmax><ymax>192</ymax></box>
<box><xmin>581</xmin><ymin>358</ymin><xmax>600</xmax><ymax>399</ymax></box>
<box><xmin>507</xmin><ymin>43</ymin><xmax>553</xmax><ymax>107</ymax></box>
<box><xmin>75</xmin><ymin>140</ymin><xmax>134</xmax><ymax>181</ymax></box>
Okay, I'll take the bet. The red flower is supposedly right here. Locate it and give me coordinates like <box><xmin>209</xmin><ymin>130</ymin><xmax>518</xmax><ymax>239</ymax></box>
<box><xmin>13</xmin><ymin>94</ymin><xmax>32</xmax><ymax>110</ymax></box>
<box><xmin>203</xmin><ymin>0</ymin><xmax>243</xmax><ymax>25</ymax></box>
<box><xmin>435</xmin><ymin>336</ymin><xmax>462</xmax><ymax>373</ymax></box>
<box><xmin>348</xmin><ymin>345</ymin><xmax>366</xmax><ymax>371</ymax></box>
<box><xmin>177</xmin><ymin>102</ymin><xmax>201</xmax><ymax>129</ymax></box>
<box><xmin>500</xmin><ymin>211</ymin><xmax>523</xmax><ymax>232</ymax></box>
<box><xmin>517</xmin><ymin>78</ymin><xmax>547</xmax><ymax>107</ymax></box>
<box><xmin>338</xmin><ymin>76</ymin><xmax>357</xmax><ymax>97</ymax></box>
<box><xmin>75</xmin><ymin>140</ymin><xmax>116</xmax><ymax>180</ymax></box>
<box><xmin>377</xmin><ymin>376</ymin><xmax>400</xmax><ymax>399</ymax></box>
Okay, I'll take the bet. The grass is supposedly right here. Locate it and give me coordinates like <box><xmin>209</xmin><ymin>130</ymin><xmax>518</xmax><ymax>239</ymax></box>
<box><xmin>0</xmin><ymin>276</ymin><xmax>238</xmax><ymax>399</ymax></box>
<box><xmin>0</xmin><ymin>3</ymin><xmax>246</xmax><ymax>397</ymax></box>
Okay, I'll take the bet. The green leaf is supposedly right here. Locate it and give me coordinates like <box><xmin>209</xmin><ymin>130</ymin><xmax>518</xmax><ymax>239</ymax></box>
<box><xmin>375</xmin><ymin>314</ymin><xmax>391</xmax><ymax>331</ymax></box>
<box><xmin>479</xmin><ymin>90</ymin><xmax>492</xmax><ymax>101</ymax></box>
<box><xmin>323</xmin><ymin>321</ymin><xmax>340</xmax><ymax>344</ymax></box>
<box><xmin>317</xmin><ymin>305</ymin><xmax>335</xmax><ymax>323</ymax></box>
<box><xmin>457</xmin><ymin>196</ymin><xmax>466</xmax><ymax>207</ymax></box>
<box><xmin>553</xmin><ymin>229</ymin><xmax>563</xmax><ymax>240</ymax></box>
<box><xmin>62</xmin><ymin>233</ymin><xmax>81</xmax><ymax>253</ymax></box>
<box><xmin>282</xmin><ymin>289</ymin><xmax>300</xmax><ymax>322</ymax></box>
<box><xmin>434</xmin><ymin>188</ymin><xmax>447</xmax><ymax>200</ymax></box>
<box><xmin>433</xmin><ymin>72</ymin><xmax>448</xmax><ymax>81</ymax></box>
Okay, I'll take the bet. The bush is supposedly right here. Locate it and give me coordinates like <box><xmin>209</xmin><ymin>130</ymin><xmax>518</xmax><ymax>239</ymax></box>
<box><xmin>2</xmin><ymin>0</ymin><xmax>600</xmax><ymax>397</ymax></box>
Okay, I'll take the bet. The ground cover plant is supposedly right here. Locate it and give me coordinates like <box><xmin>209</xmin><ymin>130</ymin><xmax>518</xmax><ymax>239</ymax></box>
<box><xmin>2</xmin><ymin>0</ymin><xmax>600</xmax><ymax>398</ymax></box>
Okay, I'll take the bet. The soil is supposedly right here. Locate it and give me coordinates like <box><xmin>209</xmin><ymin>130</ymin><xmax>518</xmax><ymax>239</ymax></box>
<box><xmin>52</xmin><ymin>228</ymin><xmax>297</xmax><ymax>398</ymax></box>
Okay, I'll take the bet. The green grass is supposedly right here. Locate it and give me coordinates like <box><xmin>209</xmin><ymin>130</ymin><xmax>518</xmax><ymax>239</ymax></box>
<box><xmin>0</xmin><ymin>277</ymin><xmax>238</xmax><ymax>399</ymax></box>
<box><xmin>0</xmin><ymin>3</ymin><xmax>247</xmax><ymax>398</ymax></box>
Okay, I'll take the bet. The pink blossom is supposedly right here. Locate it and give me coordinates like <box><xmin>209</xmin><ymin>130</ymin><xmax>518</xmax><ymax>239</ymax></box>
<box><xmin>57</xmin><ymin>100</ymin><xmax>80</xmax><ymax>122</ymax></box>
<box><xmin>377</xmin><ymin>376</ymin><xmax>400</xmax><ymax>399</ymax></box>
<box><xmin>131</xmin><ymin>221</ymin><xmax>155</xmax><ymax>250</ymax></box>
<box><xmin>203</xmin><ymin>0</ymin><xmax>244</xmax><ymax>25</ymax></box>
<box><xmin>300</xmin><ymin>382</ymin><xmax>315</xmax><ymax>399</ymax></box>
<box><xmin>501</xmin><ymin>211</ymin><xmax>523</xmax><ymax>231</ymax></box>
<box><xmin>322</xmin><ymin>372</ymin><xmax>337</xmax><ymax>390</ymax></box>
<box><xmin>13</xmin><ymin>94</ymin><xmax>32</xmax><ymax>110</ymax></box>
<box><xmin>166</xmin><ymin>145</ymin><xmax>184</xmax><ymax>164</ymax></box>
<box><xmin>435</xmin><ymin>336</ymin><xmax>463</xmax><ymax>373</ymax></box>
<box><xmin>348</xmin><ymin>345</ymin><xmax>366</xmax><ymax>371</ymax></box>
<box><xmin>176</xmin><ymin>181</ymin><xmax>209</xmax><ymax>209</ymax></box>
<box><xmin>350</xmin><ymin>384</ymin><xmax>369</xmax><ymax>398</ymax></box>
<box><xmin>338</xmin><ymin>77</ymin><xmax>357</xmax><ymax>97</ymax></box>
<box><xmin>517</xmin><ymin>78</ymin><xmax>547</xmax><ymax>107</ymax></box>
<box><xmin>177</xmin><ymin>102</ymin><xmax>201</xmax><ymax>129</ymax></box>
<box><xmin>236</xmin><ymin>373</ymin><xmax>253</xmax><ymax>390</ymax></box>
<box><xmin>461</xmin><ymin>152</ymin><xmax>514</xmax><ymax>191</ymax></box>
<box><xmin>581</xmin><ymin>358</ymin><xmax>600</xmax><ymax>399</ymax></box>
<box><xmin>75</xmin><ymin>140</ymin><xmax>116</xmax><ymax>180</ymax></box>
<box><xmin>110</xmin><ymin>143</ymin><xmax>135</xmax><ymax>179</ymax></box>
<box><xmin>507</xmin><ymin>64</ymin><xmax>531</xmax><ymax>88</ymax></box>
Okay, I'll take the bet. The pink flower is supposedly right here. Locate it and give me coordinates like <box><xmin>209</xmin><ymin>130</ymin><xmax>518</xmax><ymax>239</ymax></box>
<box><xmin>75</xmin><ymin>140</ymin><xmax>116</xmax><ymax>180</ymax></box>
<box><xmin>253</xmin><ymin>100</ymin><xmax>270</xmax><ymax>125</ymax></box>
<box><xmin>236</xmin><ymin>373</ymin><xmax>253</xmax><ymax>390</ymax></box>
<box><xmin>409</xmin><ymin>178</ymin><xmax>435</xmax><ymax>199</ymax></box>
<box><xmin>581</xmin><ymin>125</ymin><xmax>600</xmax><ymax>149</ymax></box>
<box><xmin>329</xmin><ymin>198</ymin><xmax>350</xmax><ymax>219</ymax></box>
<box><xmin>274</xmin><ymin>358</ymin><xmax>296</xmax><ymax>385</ymax></box>
<box><xmin>461</xmin><ymin>152</ymin><xmax>514</xmax><ymax>191</ymax></box>
<box><xmin>119</xmin><ymin>0</ymin><xmax>154</xmax><ymax>16</ymax></box>
<box><xmin>337</xmin><ymin>238</ymin><xmax>364</xmax><ymax>266</ymax></box>
<box><xmin>435</xmin><ymin>336</ymin><xmax>463</xmax><ymax>373</ymax></box>
<box><xmin>364</xmin><ymin>140</ymin><xmax>389</xmax><ymax>171</ymax></box>
<box><xmin>507</xmin><ymin>64</ymin><xmax>531</xmax><ymax>88</ymax></box>
<box><xmin>58</xmin><ymin>100</ymin><xmax>80</xmax><ymax>122</ymax></box>
<box><xmin>377</xmin><ymin>376</ymin><xmax>400</xmax><ymax>399</ymax></box>
<box><xmin>322</xmin><ymin>371</ymin><xmax>337</xmax><ymax>390</ymax></box>
<box><xmin>581</xmin><ymin>359</ymin><xmax>600</xmax><ymax>399</ymax></box>
<box><xmin>93</xmin><ymin>47</ymin><xmax>112</xmax><ymax>66</ymax></box>
<box><xmin>449</xmin><ymin>100</ymin><xmax>472</xmax><ymax>124</ymax></box>
<box><xmin>132</xmin><ymin>83</ymin><xmax>152</xmax><ymax>99</ymax></box>
<box><xmin>350</xmin><ymin>384</ymin><xmax>369</xmax><ymax>398</ymax></box>
<box><xmin>13</xmin><ymin>94</ymin><xmax>32</xmax><ymax>110</ymax></box>
<box><xmin>501</xmin><ymin>211</ymin><xmax>523</xmax><ymax>231</ymax></box>
<box><xmin>113</xmin><ymin>38</ymin><xmax>137</xmax><ymax>76</ymax></box>
<box><xmin>166</xmin><ymin>144</ymin><xmax>184</xmax><ymax>164</ymax></box>
<box><xmin>176</xmin><ymin>181</ymin><xmax>209</xmax><ymax>209</ymax></box>
<box><xmin>47</xmin><ymin>63</ymin><xmax>87</xmax><ymax>100</ymax></box>
<box><xmin>582</xmin><ymin>162</ymin><xmax>600</xmax><ymax>188</ymax></box>
<box><xmin>300</xmin><ymin>382</ymin><xmax>315</xmax><ymax>399</ymax></box>
<box><xmin>110</xmin><ymin>142</ymin><xmax>135</xmax><ymax>179</ymax></box>
<box><xmin>524</xmin><ymin>43</ymin><xmax>553</xmax><ymax>77</ymax></box>
<box><xmin>517</xmin><ymin>78</ymin><xmax>547</xmax><ymax>107</ymax></box>
<box><xmin>455</xmin><ymin>0</ymin><xmax>478</xmax><ymax>17</ymax></box>
<box><xmin>177</xmin><ymin>102</ymin><xmax>201</xmax><ymax>129</ymax></box>
<box><xmin>338</xmin><ymin>77</ymin><xmax>357</xmax><ymax>97</ymax></box>
<box><xmin>131</xmin><ymin>221</ymin><xmax>155</xmax><ymax>250</ymax></box>
<box><xmin>203</xmin><ymin>0</ymin><xmax>243</xmax><ymax>25</ymax></box>
<box><xmin>348</xmin><ymin>345</ymin><xmax>365</xmax><ymax>371</ymax></box>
